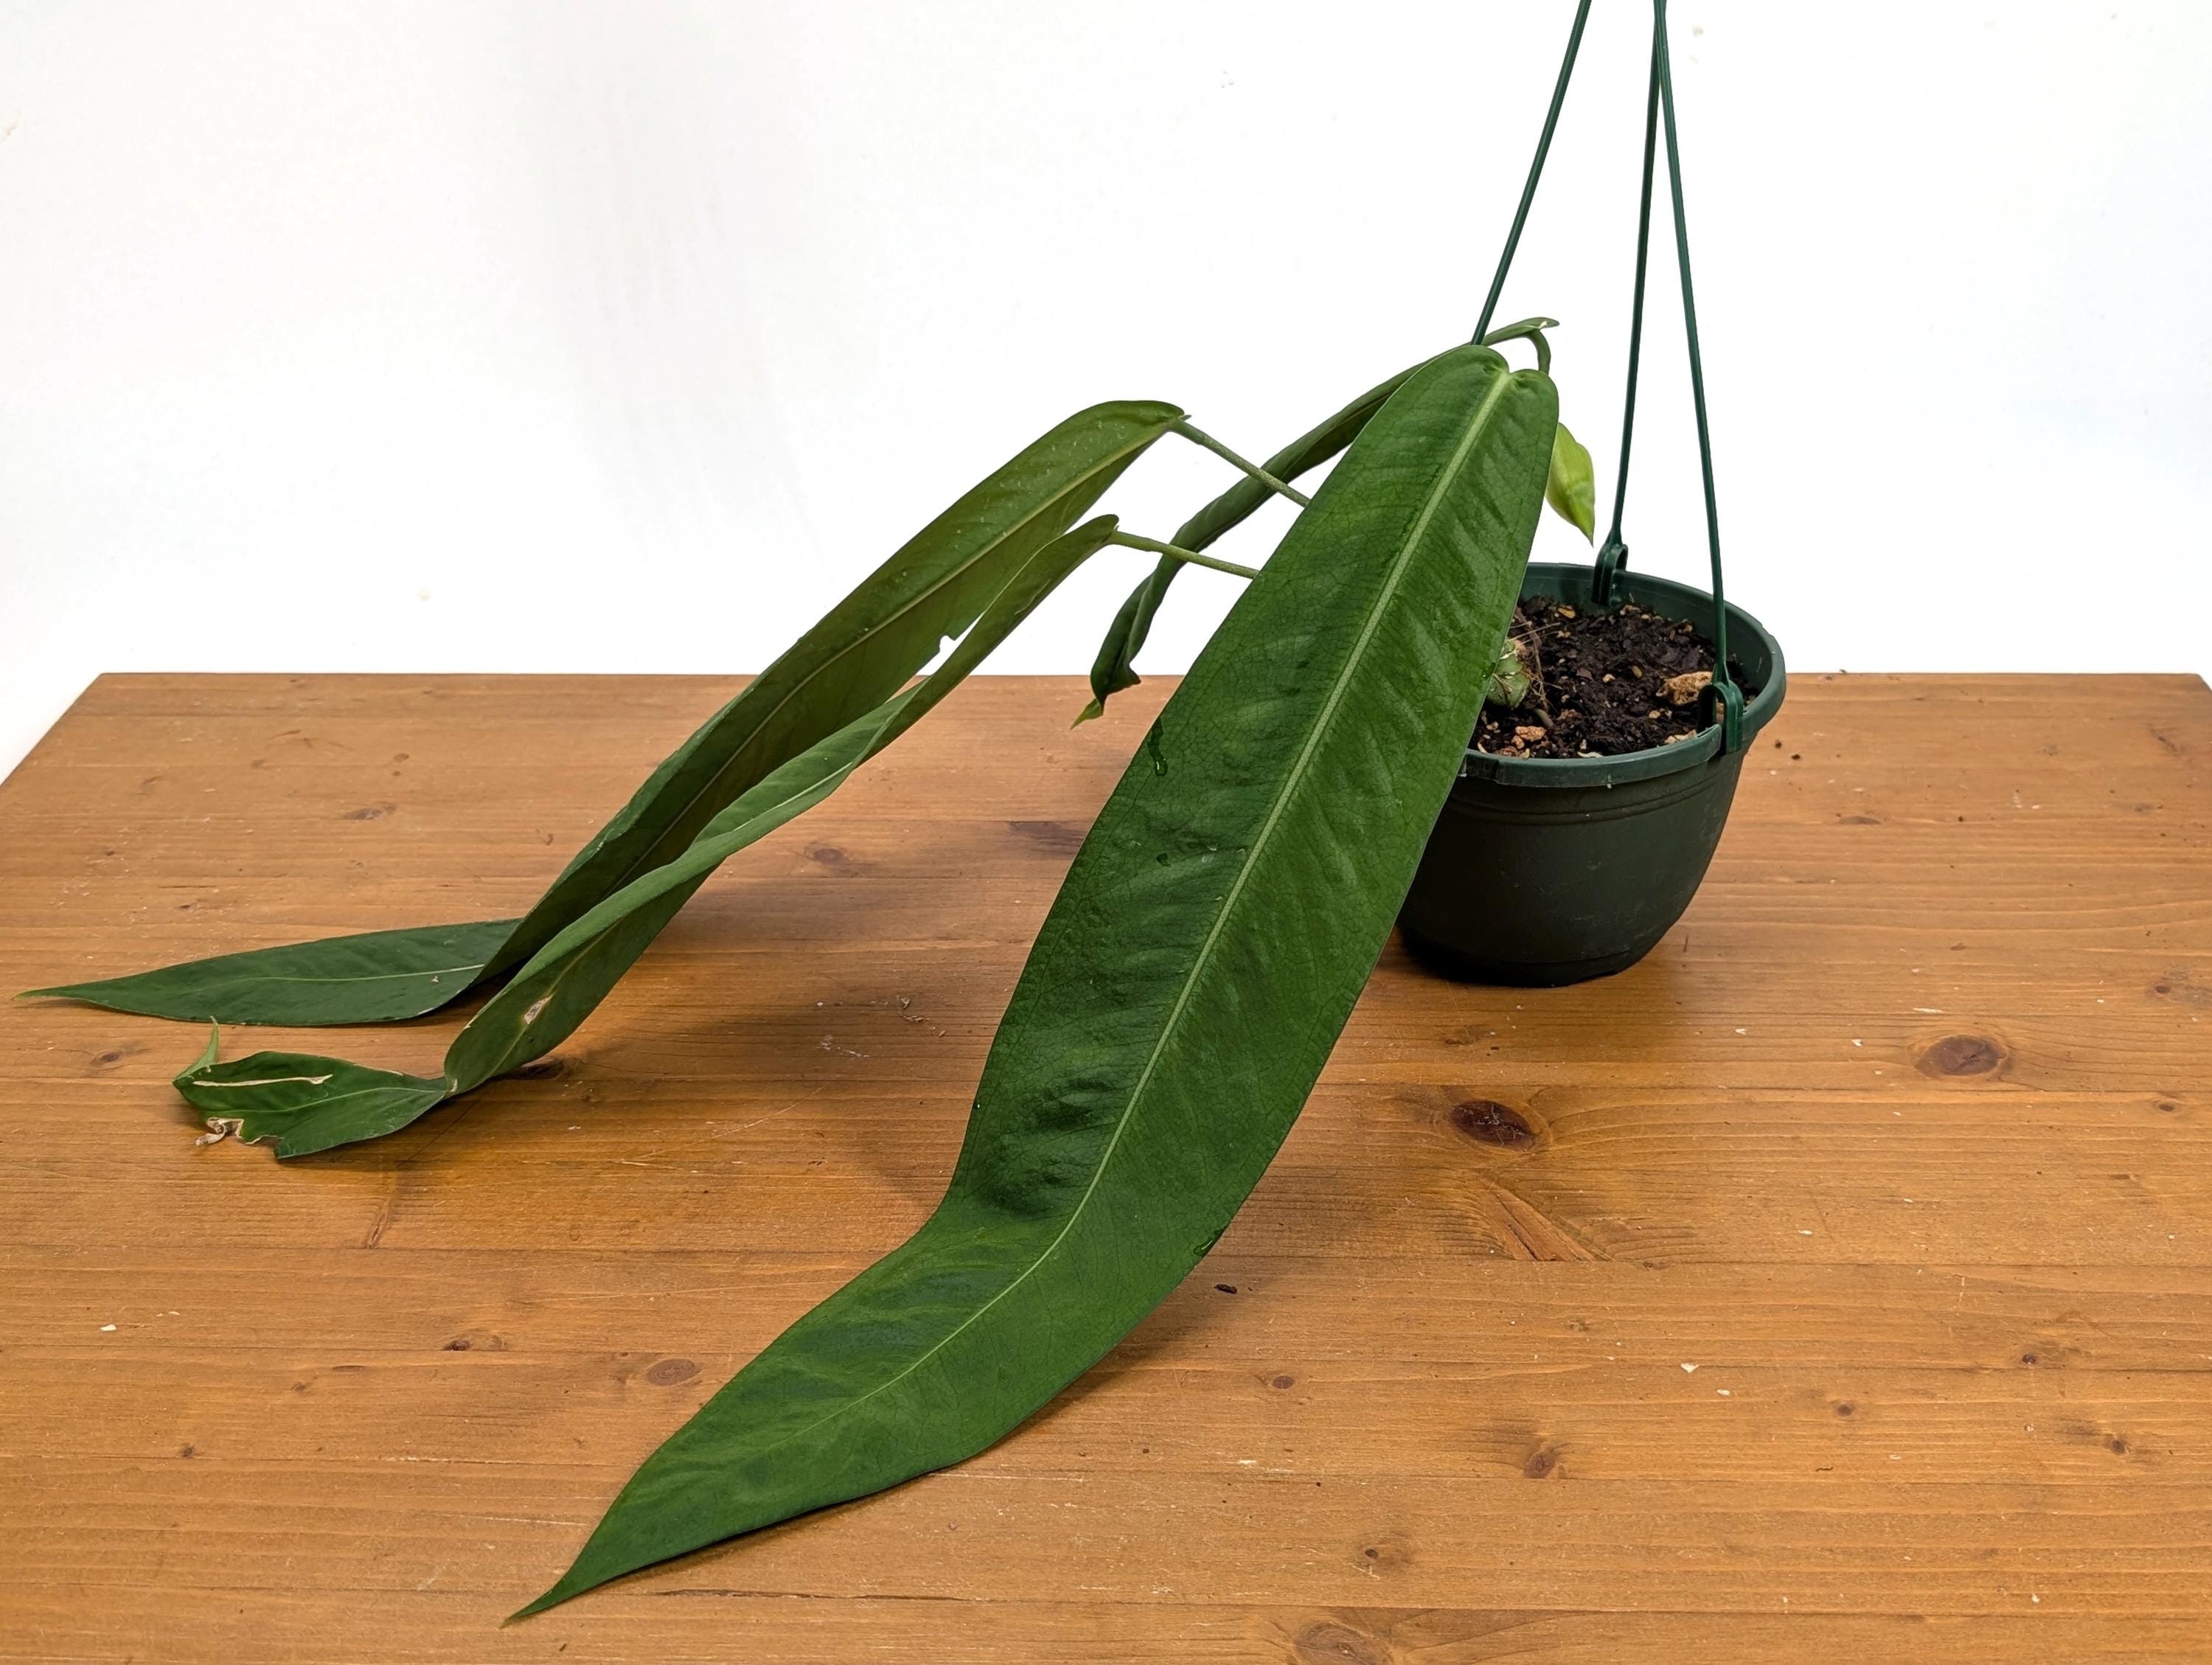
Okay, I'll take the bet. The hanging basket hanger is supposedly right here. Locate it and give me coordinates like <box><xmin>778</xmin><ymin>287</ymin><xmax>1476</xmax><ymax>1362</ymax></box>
<box><xmin>1475</xmin><ymin>0</ymin><xmax>1745</xmax><ymax>755</ymax></box>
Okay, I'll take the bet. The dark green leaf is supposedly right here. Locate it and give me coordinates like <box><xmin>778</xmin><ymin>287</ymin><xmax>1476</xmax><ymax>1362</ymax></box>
<box><xmin>495</xmin><ymin>405</ymin><xmax>1178</xmax><ymax>973</ymax></box>
<box><xmin>1079</xmin><ymin>359</ymin><xmax>1430</xmax><ymax>723</ymax></box>
<box><xmin>518</xmin><ymin>341</ymin><xmax>1558</xmax><ymax>1616</ymax></box>
<box><xmin>28</xmin><ymin>404</ymin><xmax>1180</xmax><ymax>1026</ymax></box>
<box><xmin>175</xmin><ymin>1046</ymin><xmax>446</xmax><ymax>1156</ymax></box>
<box><xmin>21</xmin><ymin>919</ymin><xmax>516</xmax><ymax>1025</ymax></box>
<box><xmin>175</xmin><ymin>517</ymin><xmax>1129</xmax><ymax>1158</ymax></box>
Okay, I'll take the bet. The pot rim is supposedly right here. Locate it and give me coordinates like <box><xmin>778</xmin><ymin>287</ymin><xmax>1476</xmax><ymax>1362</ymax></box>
<box><xmin>1463</xmin><ymin>561</ymin><xmax>1786</xmax><ymax>789</ymax></box>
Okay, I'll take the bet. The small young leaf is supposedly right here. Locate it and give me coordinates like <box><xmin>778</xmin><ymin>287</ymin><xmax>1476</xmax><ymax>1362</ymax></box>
<box><xmin>1486</xmin><ymin>635</ymin><xmax>1535</xmax><ymax>710</ymax></box>
<box><xmin>1546</xmin><ymin>420</ymin><xmax>1596</xmax><ymax>541</ymax></box>
<box><xmin>516</xmin><ymin>341</ymin><xmax>1558</xmax><ymax>1616</ymax></box>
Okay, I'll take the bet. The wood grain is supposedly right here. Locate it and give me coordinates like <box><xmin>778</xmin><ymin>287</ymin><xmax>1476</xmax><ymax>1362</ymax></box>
<box><xmin>2</xmin><ymin>671</ymin><xmax>2208</xmax><ymax>1663</ymax></box>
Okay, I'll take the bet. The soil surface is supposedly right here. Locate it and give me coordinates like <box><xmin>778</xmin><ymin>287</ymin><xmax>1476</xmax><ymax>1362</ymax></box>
<box><xmin>1473</xmin><ymin>595</ymin><xmax>1753</xmax><ymax>760</ymax></box>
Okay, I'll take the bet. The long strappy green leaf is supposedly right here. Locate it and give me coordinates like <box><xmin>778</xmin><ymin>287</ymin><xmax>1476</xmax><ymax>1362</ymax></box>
<box><xmin>25</xmin><ymin>404</ymin><xmax>1181</xmax><ymax>1026</ymax></box>
<box><xmin>515</xmin><ymin>341</ymin><xmax>1558</xmax><ymax>1617</ymax></box>
<box><xmin>170</xmin><ymin>515</ymin><xmax>1131</xmax><ymax>1158</ymax></box>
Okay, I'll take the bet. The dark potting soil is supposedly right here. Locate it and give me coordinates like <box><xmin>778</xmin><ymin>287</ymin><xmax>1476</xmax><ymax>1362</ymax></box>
<box><xmin>1473</xmin><ymin>594</ymin><xmax>1753</xmax><ymax>760</ymax></box>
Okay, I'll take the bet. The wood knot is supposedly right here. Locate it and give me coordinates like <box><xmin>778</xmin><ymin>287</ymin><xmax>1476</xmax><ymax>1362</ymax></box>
<box><xmin>2151</xmin><ymin>972</ymin><xmax>2212</xmax><ymax>1007</ymax></box>
<box><xmin>1522</xmin><ymin>1443</ymin><xmax>1562</xmax><ymax>1479</ymax></box>
<box><xmin>645</xmin><ymin>1358</ymin><xmax>700</xmax><ymax>1386</ymax></box>
<box><xmin>1293</xmin><ymin>1621</ymin><xmax>1392</xmax><ymax>1665</ymax></box>
<box><xmin>341</xmin><ymin>804</ymin><xmax>392</xmax><ymax>821</ymax></box>
<box><xmin>1916</xmin><ymin>1034</ymin><xmax>2006</xmax><ymax>1078</ymax></box>
<box><xmin>808</xmin><ymin>845</ymin><xmax>849</xmax><ymax>868</ymax></box>
<box><xmin>1450</xmin><ymin>1099</ymin><xmax>1537</xmax><ymax>1149</ymax></box>
<box><xmin>1354</xmin><ymin>1532</ymin><xmax>1411</xmax><ymax>1571</ymax></box>
<box><xmin>1270</xmin><ymin>1374</ymin><xmax>1295</xmax><ymax>1391</ymax></box>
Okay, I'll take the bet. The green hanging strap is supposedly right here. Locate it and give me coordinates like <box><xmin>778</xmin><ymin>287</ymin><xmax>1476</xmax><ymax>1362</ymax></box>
<box><xmin>1590</xmin><ymin>19</ymin><xmax>1661</xmax><ymax>610</ymax></box>
<box><xmin>1481</xmin><ymin>0</ymin><xmax>1745</xmax><ymax>755</ymax></box>
<box><xmin>1472</xmin><ymin>0</ymin><xmax>1591</xmax><ymax>344</ymax></box>
<box><xmin>1651</xmin><ymin>0</ymin><xmax>1743</xmax><ymax>750</ymax></box>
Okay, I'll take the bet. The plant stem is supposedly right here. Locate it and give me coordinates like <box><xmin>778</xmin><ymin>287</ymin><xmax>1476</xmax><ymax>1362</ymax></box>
<box><xmin>1515</xmin><ymin>609</ymin><xmax>1554</xmax><ymax>728</ymax></box>
<box><xmin>1107</xmin><ymin>531</ymin><xmax>1261</xmax><ymax>581</ymax></box>
<box><xmin>1172</xmin><ymin>422</ymin><xmax>1312</xmax><ymax>507</ymax></box>
<box><xmin>1479</xmin><ymin>316</ymin><xmax>1556</xmax><ymax>376</ymax></box>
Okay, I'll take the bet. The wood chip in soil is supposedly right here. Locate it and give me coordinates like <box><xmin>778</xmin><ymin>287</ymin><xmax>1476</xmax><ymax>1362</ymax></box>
<box><xmin>1474</xmin><ymin>595</ymin><xmax>1756</xmax><ymax>760</ymax></box>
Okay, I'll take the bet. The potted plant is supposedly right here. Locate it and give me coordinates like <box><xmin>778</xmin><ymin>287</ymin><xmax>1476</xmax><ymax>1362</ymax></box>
<box><xmin>1403</xmin><ymin>0</ymin><xmax>1787</xmax><ymax>984</ymax></box>
<box><xmin>23</xmin><ymin>0</ymin><xmax>1777</xmax><ymax>1617</ymax></box>
<box><xmin>1400</xmin><ymin>558</ymin><xmax>1784</xmax><ymax>984</ymax></box>
<box><xmin>1091</xmin><ymin>0</ymin><xmax>1787</xmax><ymax>988</ymax></box>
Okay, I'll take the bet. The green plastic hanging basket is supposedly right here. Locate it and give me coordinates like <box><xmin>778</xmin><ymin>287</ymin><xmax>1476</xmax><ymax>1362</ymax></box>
<box><xmin>1402</xmin><ymin>0</ymin><xmax>1785</xmax><ymax>984</ymax></box>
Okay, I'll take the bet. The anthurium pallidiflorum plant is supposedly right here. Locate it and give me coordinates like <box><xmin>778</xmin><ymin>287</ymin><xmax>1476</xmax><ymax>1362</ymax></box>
<box><xmin>28</xmin><ymin>327</ymin><xmax>1597</xmax><ymax>1613</ymax></box>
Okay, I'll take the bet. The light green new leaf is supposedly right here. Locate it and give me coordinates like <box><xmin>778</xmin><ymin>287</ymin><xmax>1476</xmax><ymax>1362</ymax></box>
<box><xmin>516</xmin><ymin>341</ymin><xmax>1558</xmax><ymax>1616</ymax></box>
<box><xmin>1486</xmin><ymin>630</ymin><xmax>1536</xmax><ymax>710</ymax></box>
<box><xmin>1077</xmin><ymin>359</ymin><xmax>1430</xmax><ymax>724</ymax></box>
<box><xmin>173</xmin><ymin>517</ymin><xmax>1128</xmax><ymax>1159</ymax></box>
<box><xmin>1546</xmin><ymin>420</ymin><xmax>1596</xmax><ymax>541</ymax></box>
<box><xmin>28</xmin><ymin>405</ymin><xmax>1181</xmax><ymax>1026</ymax></box>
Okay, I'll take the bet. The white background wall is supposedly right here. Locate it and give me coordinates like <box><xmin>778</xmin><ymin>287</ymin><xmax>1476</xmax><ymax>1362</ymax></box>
<box><xmin>4</xmin><ymin>1</ymin><xmax>2209</xmax><ymax>776</ymax></box>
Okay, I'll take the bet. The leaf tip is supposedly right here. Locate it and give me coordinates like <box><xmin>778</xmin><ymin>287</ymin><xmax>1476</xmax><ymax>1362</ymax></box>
<box><xmin>1070</xmin><ymin>699</ymin><xmax>1105</xmax><ymax>729</ymax></box>
<box><xmin>507</xmin><ymin>1571</ymin><xmax>586</xmax><ymax>1624</ymax></box>
<box><xmin>173</xmin><ymin>1022</ymin><xmax>221</xmax><ymax>1088</ymax></box>
<box><xmin>18</xmin><ymin>981</ymin><xmax>100</xmax><ymax>1004</ymax></box>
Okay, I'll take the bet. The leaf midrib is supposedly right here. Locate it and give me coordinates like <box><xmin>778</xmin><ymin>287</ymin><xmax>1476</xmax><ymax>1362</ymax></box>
<box><xmin>678</xmin><ymin>366</ymin><xmax>1518</xmax><ymax>1490</ymax></box>
<box><xmin>176</xmin><ymin>959</ymin><xmax>489</xmax><ymax>992</ymax></box>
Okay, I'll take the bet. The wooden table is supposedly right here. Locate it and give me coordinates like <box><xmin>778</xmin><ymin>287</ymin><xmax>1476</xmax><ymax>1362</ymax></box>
<box><xmin>3</xmin><ymin>672</ymin><xmax>2208</xmax><ymax>1663</ymax></box>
